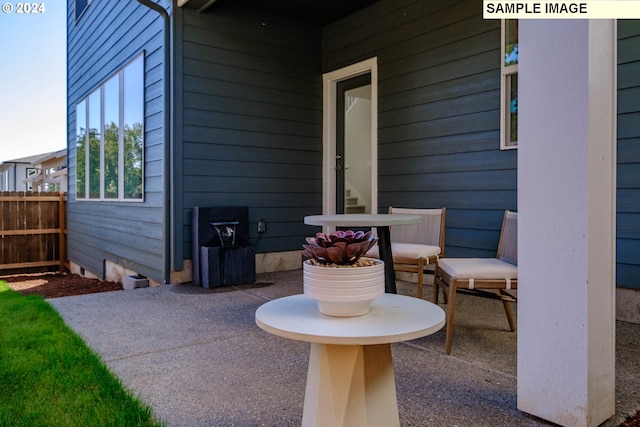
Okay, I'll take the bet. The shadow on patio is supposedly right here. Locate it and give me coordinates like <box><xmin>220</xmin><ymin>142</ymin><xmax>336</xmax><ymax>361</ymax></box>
<box><xmin>49</xmin><ymin>270</ymin><xmax>639</xmax><ymax>427</ymax></box>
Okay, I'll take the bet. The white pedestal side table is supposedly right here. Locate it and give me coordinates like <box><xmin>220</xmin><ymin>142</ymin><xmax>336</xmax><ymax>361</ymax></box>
<box><xmin>255</xmin><ymin>294</ymin><xmax>445</xmax><ymax>427</ymax></box>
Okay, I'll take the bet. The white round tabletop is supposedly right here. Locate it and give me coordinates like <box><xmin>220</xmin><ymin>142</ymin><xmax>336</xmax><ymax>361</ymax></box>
<box><xmin>304</xmin><ymin>214</ymin><xmax>421</xmax><ymax>228</ymax></box>
<box><xmin>255</xmin><ymin>294</ymin><xmax>445</xmax><ymax>345</ymax></box>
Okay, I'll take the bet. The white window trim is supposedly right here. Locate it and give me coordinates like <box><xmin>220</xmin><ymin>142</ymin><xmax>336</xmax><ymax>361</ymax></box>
<box><xmin>501</xmin><ymin>19</ymin><xmax>518</xmax><ymax>150</ymax></box>
<box><xmin>100</xmin><ymin>84</ymin><xmax>105</xmax><ymax>198</ymax></box>
<box><xmin>118</xmin><ymin>71</ymin><xmax>125</xmax><ymax>197</ymax></box>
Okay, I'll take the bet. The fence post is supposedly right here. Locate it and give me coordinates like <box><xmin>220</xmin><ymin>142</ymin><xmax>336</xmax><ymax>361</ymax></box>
<box><xmin>59</xmin><ymin>192</ymin><xmax>66</xmax><ymax>272</ymax></box>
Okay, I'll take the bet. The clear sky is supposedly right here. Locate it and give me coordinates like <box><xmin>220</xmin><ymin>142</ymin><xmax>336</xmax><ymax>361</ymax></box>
<box><xmin>0</xmin><ymin>2</ymin><xmax>66</xmax><ymax>163</ymax></box>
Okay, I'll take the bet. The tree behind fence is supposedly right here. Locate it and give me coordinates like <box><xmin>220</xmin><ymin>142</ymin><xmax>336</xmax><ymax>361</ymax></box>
<box><xmin>0</xmin><ymin>191</ymin><xmax>67</xmax><ymax>276</ymax></box>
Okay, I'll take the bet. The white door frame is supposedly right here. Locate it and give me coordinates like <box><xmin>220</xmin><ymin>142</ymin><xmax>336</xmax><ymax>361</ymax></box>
<box><xmin>322</xmin><ymin>57</ymin><xmax>378</xmax><ymax>215</ymax></box>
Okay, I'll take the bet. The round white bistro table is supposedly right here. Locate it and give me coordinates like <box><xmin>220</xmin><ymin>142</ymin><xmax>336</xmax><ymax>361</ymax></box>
<box><xmin>304</xmin><ymin>214</ymin><xmax>421</xmax><ymax>294</ymax></box>
<box><xmin>255</xmin><ymin>294</ymin><xmax>445</xmax><ymax>427</ymax></box>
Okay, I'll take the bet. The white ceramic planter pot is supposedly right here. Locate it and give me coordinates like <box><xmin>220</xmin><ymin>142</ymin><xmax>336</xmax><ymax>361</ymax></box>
<box><xmin>303</xmin><ymin>258</ymin><xmax>384</xmax><ymax>317</ymax></box>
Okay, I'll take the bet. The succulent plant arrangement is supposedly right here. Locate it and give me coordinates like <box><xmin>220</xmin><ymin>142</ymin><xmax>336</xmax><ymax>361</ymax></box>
<box><xmin>303</xmin><ymin>230</ymin><xmax>378</xmax><ymax>267</ymax></box>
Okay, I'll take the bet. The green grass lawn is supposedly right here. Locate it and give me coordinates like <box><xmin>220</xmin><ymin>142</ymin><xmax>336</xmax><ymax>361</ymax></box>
<box><xmin>0</xmin><ymin>281</ymin><xmax>164</xmax><ymax>427</ymax></box>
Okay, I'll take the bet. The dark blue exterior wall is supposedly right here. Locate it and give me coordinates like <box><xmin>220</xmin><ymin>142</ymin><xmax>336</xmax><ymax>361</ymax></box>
<box><xmin>325</xmin><ymin>3</ymin><xmax>640</xmax><ymax>288</ymax></box>
<box><xmin>324</xmin><ymin>0</ymin><xmax>515</xmax><ymax>258</ymax></box>
<box><xmin>173</xmin><ymin>3</ymin><xmax>323</xmax><ymax>264</ymax></box>
<box><xmin>66</xmin><ymin>0</ymin><xmax>639</xmax><ymax>288</ymax></box>
<box><xmin>66</xmin><ymin>0</ymin><xmax>167</xmax><ymax>281</ymax></box>
<box><xmin>617</xmin><ymin>20</ymin><xmax>640</xmax><ymax>289</ymax></box>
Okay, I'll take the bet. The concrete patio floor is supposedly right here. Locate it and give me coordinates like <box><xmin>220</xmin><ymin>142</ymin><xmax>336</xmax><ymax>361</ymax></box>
<box><xmin>49</xmin><ymin>269</ymin><xmax>639</xmax><ymax>427</ymax></box>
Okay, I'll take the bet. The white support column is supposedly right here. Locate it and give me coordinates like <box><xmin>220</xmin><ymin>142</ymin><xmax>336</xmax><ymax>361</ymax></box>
<box><xmin>517</xmin><ymin>20</ymin><xmax>616</xmax><ymax>427</ymax></box>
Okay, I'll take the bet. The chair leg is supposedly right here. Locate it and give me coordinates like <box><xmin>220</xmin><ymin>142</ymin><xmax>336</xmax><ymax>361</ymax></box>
<box><xmin>432</xmin><ymin>280</ymin><xmax>438</xmax><ymax>304</ymax></box>
<box><xmin>417</xmin><ymin>258</ymin><xmax>425</xmax><ymax>299</ymax></box>
<box><xmin>433</xmin><ymin>267</ymin><xmax>440</xmax><ymax>304</ymax></box>
<box><xmin>502</xmin><ymin>300</ymin><xmax>516</xmax><ymax>332</ymax></box>
<box><xmin>445</xmin><ymin>282</ymin><xmax>457</xmax><ymax>355</ymax></box>
<box><xmin>433</xmin><ymin>268</ymin><xmax>449</xmax><ymax>305</ymax></box>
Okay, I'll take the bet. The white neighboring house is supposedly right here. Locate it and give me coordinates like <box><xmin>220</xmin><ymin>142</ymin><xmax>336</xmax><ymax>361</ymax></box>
<box><xmin>0</xmin><ymin>149</ymin><xmax>67</xmax><ymax>192</ymax></box>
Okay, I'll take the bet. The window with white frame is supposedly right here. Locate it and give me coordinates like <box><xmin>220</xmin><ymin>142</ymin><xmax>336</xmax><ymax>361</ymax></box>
<box><xmin>76</xmin><ymin>54</ymin><xmax>144</xmax><ymax>201</ymax></box>
<box><xmin>501</xmin><ymin>19</ymin><xmax>518</xmax><ymax>149</ymax></box>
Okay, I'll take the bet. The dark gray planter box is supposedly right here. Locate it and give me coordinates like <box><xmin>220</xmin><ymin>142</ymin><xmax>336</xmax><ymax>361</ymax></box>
<box><xmin>200</xmin><ymin>245</ymin><xmax>256</xmax><ymax>288</ymax></box>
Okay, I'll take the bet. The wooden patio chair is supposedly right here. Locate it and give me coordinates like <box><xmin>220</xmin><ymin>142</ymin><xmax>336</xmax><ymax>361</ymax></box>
<box><xmin>368</xmin><ymin>207</ymin><xmax>446</xmax><ymax>299</ymax></box>
<box><xmin>433</xmin><ymin>210</ymin><xmax>517</xmax><ymax>354</ymax></box>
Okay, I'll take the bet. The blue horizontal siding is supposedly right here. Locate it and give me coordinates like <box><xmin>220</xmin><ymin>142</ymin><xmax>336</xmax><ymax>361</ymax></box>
<box><xmin>618</xmin><ymin>263</ymin><xmax>640</xmax><ymax>289</ymax></box>
<box><xmin>66</xmin><ymin>0</ymin><xmax>168</xmax><ymax>281</ymax></box>
<box><xmin>174</xmin><ymin>1</ymin><xmax>323</xmax><ymax>258</ymax></box>
<box><xmin>324</xmin><ymin>0</ymin><xmax>511</xmax><ymax>258</ymax></box>
<box><xmin>66</xmin><ymin>0</ymin><xmax>639</xmax><ymax>289</ymax></box>
<box><xmin>617</xmin><ymin>20</ymin><xmax>640</xmax><ymax>289</ymax></box>
<box><xmin>326</xmin><ymin>6</ymin><xmax>638</xmax><ymax>291</ymax></box>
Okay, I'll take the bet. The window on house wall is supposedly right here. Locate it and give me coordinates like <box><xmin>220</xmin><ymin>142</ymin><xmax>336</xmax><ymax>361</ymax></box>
<box><xmin>75</xmin><ymin>54</ymin><xmax>144</xmax><ymax>201</ymax></box>
<box><xmin>88</xmin><ymin>88</ymin><xmax>101</xmax><ymax>199</ymax></box>
<box><xmin>75</xmin><ymin>0</ymin><xmax>92</xmax><ymax>22</ymax></box>
<box><xmin>26</xmin><ymin>168</ymin><xmax>38</xmax><ymax>191</ymax></box>
<box><xmin>501</xmin><ymin>19</ymin><xmax>518</xmax><ymax>150</ymax></box>
<box><xmin>76</xmin><ymin>99</ymin><xmax>86</xmax><ymax>198</ymax></box>
<box><xmin>103</xmin><ymin>74</ymin><xmax>119</xmax><ymax>199</ymax></box>
<box><xmin>123</xmin><ymin>57</ymin><xmax>144</xmax><ymax>199</ymax></box>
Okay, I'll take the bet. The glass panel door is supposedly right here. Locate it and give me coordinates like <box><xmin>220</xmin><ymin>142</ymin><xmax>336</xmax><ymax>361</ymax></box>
<box><xmin>336</xmin><ymin>74</ymin><xmax>372</xmax><ymax>214</ymax></box>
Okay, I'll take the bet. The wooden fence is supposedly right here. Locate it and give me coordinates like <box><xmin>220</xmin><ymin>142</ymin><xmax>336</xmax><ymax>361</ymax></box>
<box><xmin>0</xmin><ymin>192</ymin><xmax>67</xmax><ymax>275</ymax></box>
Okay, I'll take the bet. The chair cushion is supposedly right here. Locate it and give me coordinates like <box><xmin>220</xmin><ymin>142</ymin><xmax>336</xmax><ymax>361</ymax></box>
<box><xmin>366</xmin><ymin>243</ymin><xmax>441</xmax><ymax>260</ymax></box>
<box><xmin>438</xmin><ymin>258</ymin><xmax>517</xmax><ymax>281</ymax></box>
